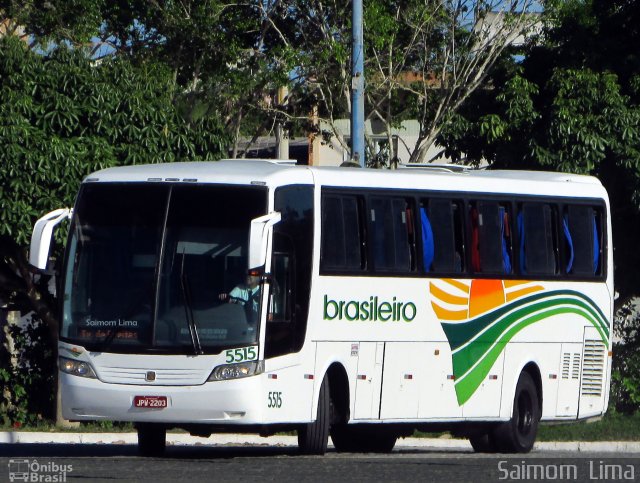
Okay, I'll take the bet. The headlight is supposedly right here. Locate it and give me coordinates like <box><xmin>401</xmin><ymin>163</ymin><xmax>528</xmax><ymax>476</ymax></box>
<box><xmin>59</xmin><ymin>356</ymin><xmax>97</xmax><ymax>379</ymax></box>
<box><xmin>208</xmin><ymin>360</ymin><xmax>264</xmax><ymax>381</ymax></box>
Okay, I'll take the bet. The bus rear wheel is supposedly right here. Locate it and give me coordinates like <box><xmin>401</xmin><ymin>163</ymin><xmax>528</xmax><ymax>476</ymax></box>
<box><xmin>136</xmin><ymin>423</ymin><xmax>166</xmax><ymax>457</ymax></box>
<box><xmin>298</xmin><ymin>376</ymin><xmax>330</xmax><ymax>455</ymax></box>
<box><xmin>331</xmin><ymin>425</ymin><xmax>397</xmax><ymax>453</ymax></box>
<box><xmin>493</xmin><ymin>371</ymin><xmax>539</xmax><ymax>453</ymax></box>
<box><xmin>469</xmin><ymin>432</ymin><xmax>498</xmax><ymax>453</ymax></box>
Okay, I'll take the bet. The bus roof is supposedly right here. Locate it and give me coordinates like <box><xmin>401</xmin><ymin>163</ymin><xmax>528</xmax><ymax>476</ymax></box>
<box><xmin>85</xmin><ymin>160</ymin><xmax>607</xmax><ymax>200</ymax></box>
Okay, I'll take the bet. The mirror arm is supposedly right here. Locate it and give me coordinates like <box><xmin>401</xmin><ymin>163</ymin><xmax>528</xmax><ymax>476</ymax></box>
<box><xmin>248</xmin><ymin>212</ymin><xmax>282</xmax><ymax>271</ymax></box>
<box><xmin>29</xmin><ymin>208</ymin><xmax>72</xmax><ymax>271</ymax></box>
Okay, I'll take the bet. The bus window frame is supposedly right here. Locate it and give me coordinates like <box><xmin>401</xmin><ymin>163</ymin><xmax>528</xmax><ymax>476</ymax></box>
<box><xmin>319</xmin><ymin>187</ymin><xmax>608</xmax><ymax>282</ymax></box>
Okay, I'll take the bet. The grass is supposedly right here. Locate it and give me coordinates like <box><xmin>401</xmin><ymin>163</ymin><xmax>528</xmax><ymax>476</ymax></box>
<box><xmin>537</xmin><ymin>411</ymin><xmax>640</xmax><ymax>442</ymax></box>
<box><xmin>413</xmin><ymin>412</ymin><xmax>640</xmax><ymax>441</ymax></box>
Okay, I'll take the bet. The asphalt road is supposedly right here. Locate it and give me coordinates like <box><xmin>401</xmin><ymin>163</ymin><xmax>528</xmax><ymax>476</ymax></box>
<box><xmin>2</xmin><ymin>444</ymin><xmax>640</xmax><ymax>483</ymax></box>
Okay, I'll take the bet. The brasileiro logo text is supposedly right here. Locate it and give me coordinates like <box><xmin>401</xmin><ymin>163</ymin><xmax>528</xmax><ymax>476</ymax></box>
<box><xmin>323</xmin><ymin>295</ymin><xmax>417</xmax><ymax>322</ymax></box>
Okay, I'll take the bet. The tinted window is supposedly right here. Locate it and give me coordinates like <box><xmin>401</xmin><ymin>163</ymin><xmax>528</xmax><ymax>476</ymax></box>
<box><xmin>268</xmin><ymin>185</ymin><xmax>314</xmax><ymax>357</ymax></box>
<box><xmin>518</xmin><ymin>203</ymin><xmax>558</xmax><ymax>275</ymax></box>
<box><xmin>155</xmin><ymin>186</ymin><xmax>266</xmax><ymax>350</ymax></box>
<box><xmin>563</xmin><ymin>205</ymin><xmax>602</xmax><ymax>276</ymax></box>
<box><xmin>470</xmin><ymin>201</ymin><xmax>512</xmax><ymax>274</ymax></box>
<box><xmin>369</xmin><ymin>197</ymin><xmax>413</xmax><ymax>272</ymax></box>
<box><xmin>321</xmin><ymin>194</ymin><xmax>365</xmax><ymax>271</ymax></box>
<box><xmin>422</xmin><ymin>198</ymin><xmax>464</xmax><ymax>273</ymax></box>
<box><xmin>62</xmin><ymin>183</ymin><xmax>267</xmax><ymax>353</ymax></box>
<box><xmin>62</xmin><ymin>184</ymin><xmax>167</xmax><ymax>345</ymax></box>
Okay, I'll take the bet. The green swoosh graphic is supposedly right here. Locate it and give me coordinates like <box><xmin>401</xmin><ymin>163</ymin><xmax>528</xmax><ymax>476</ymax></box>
<box><xmin>438</xmin><ymin>291</ymin><xmax>609</xmax><ymax>406</ymax></box>
<box><xmin>442</xmin><ymin>290</ymin><xmax>609</xmax><ymax>350</ymax></box>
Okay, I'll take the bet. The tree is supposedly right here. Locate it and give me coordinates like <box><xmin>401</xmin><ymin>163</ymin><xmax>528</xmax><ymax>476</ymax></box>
<box><xmin>440</xmin><ymin>0</ymin><xmax>640</xmax><ymax>303</ymax></box>
<box><xmin>266</xmin><ymin>0</ymin><xmax>542</xmax><ymax>165</ymax></box>
<box><xmin>0</xmin><ymin>36</ymin><xmax>228</xmax><ymax>423</ymax></box>
<box><xmin>365</xmin><ymin>0</ymin><xmax>541</xmax><ymax>164</ymax></box>
<box><xmin>2</xmin><ymin>1</ymin><xmax>543</xmax><ymax>165</ymax></box>
<box><xmin>1</xmin><ymin>0</ymin><xmax>298</xmax><ymax>156</ymax></box>
<box><xmin>439</xmin><ymin>0</ymin><xmax>640</xmax><ymax>411</ymax></box>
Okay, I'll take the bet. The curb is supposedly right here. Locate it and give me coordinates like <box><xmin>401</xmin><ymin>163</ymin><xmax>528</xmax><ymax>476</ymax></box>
<box><xmin>2</xmin><ymin>432</ymin><xmax>640</xmax><ymax>452</ymax></box>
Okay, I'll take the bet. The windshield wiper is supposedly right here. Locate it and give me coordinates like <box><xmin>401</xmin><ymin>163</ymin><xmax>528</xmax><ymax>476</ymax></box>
<box><xmin>180</xmin><ymin>250</ymin><xmax>203</xmax><ymax>355</ymax></box>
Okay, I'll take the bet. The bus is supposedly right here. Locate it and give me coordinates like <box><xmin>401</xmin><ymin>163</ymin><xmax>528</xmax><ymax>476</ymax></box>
<box><xmin>30</xmin><ymin>159</ymin><xmax>613</xmax><ymax>456</ymax></box>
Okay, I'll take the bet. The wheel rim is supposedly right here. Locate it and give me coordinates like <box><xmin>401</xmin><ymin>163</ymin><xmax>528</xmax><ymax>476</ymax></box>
<box><xmin>516</xmin><ymin>391</ymin><xmax>533</xmax><ymax>437</ymax></box>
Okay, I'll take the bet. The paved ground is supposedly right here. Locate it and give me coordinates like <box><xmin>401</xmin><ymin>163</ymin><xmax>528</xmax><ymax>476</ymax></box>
<box><xmin>2</xmin><ymin>437</ymin><xmax>639</xmax><ymax>483</ymax></box>
<box><xmin>2</xmin><ymin>431</ymin><xmax>640</xmax><ymax>452</ymax></box>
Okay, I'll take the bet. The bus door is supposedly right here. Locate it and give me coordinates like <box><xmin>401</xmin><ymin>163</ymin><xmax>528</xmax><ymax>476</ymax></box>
<box><xmin>379</xmin><ymin>342</ymin><xmax>421</xmax><ymax>419</ymax></box>
<box><xmin>353</xmin><ymin>342</ymin><xmax>384</xmax><ymax>419</ymax></box>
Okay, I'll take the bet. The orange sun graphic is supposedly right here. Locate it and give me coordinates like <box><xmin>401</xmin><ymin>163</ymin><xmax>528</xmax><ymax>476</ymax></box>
<box><xmin>430</xmin><ymin>279</ymin><xmax>545</xmax><ymax>321</ymax></box>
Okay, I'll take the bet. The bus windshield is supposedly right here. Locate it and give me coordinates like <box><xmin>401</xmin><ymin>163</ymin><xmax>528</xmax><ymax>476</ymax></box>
<box><xmin>62</xmin><ymin>183</ymin><xmax>267</xmax><ymax>354</ymax></box>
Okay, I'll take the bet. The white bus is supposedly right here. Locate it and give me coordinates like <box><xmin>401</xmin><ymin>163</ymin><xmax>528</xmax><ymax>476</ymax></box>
<box><xmin>30</xmin><ymin>160</ymin><xmax>613</xmax><ymax>456</ymax></box>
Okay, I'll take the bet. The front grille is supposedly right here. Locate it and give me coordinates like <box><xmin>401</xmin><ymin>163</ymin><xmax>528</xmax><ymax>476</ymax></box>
<box><xmin>98</xmin><ymin>367</ymin><xmax>209</xmax><ymax>385</ymax></box>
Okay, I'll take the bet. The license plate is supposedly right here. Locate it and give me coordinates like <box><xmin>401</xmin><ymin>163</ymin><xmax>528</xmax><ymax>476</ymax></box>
<box><xmin>133</xmin><ymin>396</ymin><xmax>168</xmax><ymax>408</ymax></box>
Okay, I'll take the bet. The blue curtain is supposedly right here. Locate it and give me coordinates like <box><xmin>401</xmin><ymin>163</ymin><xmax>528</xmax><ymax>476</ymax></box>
<box><xmin>421</xmin><ymin>208</ymin><xmax>434</xmax><ymax>271</ymax></box>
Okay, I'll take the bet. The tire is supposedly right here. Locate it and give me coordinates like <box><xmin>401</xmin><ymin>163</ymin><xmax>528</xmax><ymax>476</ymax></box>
<box><xmin>331</xmin><ymin>425</ymin><xmax>397</xmax><ymax>453</ymax></box>
<box><xmin>362</xmin><ymin>431</ymin><xmax>397</xmax><ymax>453</ymax></box>
<box><xmin>330</xmin><ymin>424</ymin><xmax>359</xmax><ymax>453</ymax></box>
<box><xmin>469</xmin><ymin>432</ymin><xmax>498</xmax><ymax>453</ymax></box>
<box><xmin>137</xmin><ymin>423</ymin><xmax>167</xmax><ymax>457</ymax></box>
<box><xmin>298</xmin><ymin>376</ymin><xmax>330</xmax><ymax>455</ymax></box>
<box><xmin>492</xmin><ymin>371</ymin><xmax>540</xmax><ymax>453</ymax></box>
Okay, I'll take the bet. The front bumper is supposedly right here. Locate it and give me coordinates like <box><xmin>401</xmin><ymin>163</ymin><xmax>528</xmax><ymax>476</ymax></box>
<box><xmin>60</xmin><ymin>371</ymin><xmax>265</xmax><ymax>424</ymax></box>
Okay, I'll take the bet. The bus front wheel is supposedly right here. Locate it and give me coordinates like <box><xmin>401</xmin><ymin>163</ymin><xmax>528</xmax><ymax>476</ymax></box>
<box><xmin>137</xmin><ymin>423</ymin><xmax>167</xmax><ymax>457</ymax></box>
<box><xmin>493</xmin><ymin>371</ymin><xmax>539</xmax><ymax>453</ymax></box>
<box><xmin>298</xmin><ymin>376</ymin><xmax>330</xmax><ymax>455</ymax></box>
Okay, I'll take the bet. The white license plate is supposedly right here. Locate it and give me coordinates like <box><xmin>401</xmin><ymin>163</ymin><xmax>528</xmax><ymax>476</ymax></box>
<box><xmin>133</xmin><ymin>396</ymin><xmax>168</xmax><ymax>408</ymax></box>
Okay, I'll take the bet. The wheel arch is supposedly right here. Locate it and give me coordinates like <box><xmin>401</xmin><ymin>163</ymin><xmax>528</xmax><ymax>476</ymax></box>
<box><xmin>500</xmin><ymin>350</ymin><xmax>545</xmax><ymax>420</ymax></box>
<box><xmin>326</xmin><ymin>362</ymin><xmax>350</xmax><ymax>424</ymax></box>
<box><xmin>521</xmin><ymin>361</ymin><xmax>543</xmax><ymax>419</ymax></box>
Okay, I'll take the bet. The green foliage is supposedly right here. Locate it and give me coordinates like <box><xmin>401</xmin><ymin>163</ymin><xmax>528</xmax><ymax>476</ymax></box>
<box><xmin>2</xmin><ymin>1</ymin><xmax>299</xmax><ymax>149</ymax></box>
<box><xmin>0</xmin><ymin>35</ymin><xmax>227</xmax><ymax>424</ymax></box>
<box><xmin>609</xmin><ymin>304</ymin><xmax>640</xmax><ymax>414</ymax></box>
<box><xmin>1</xmin><ymin>316</ymin><xmax>55</xmax><ymax>426</ymax></box>
<box><xmin>537</xmin><ymin>69</ymin><xmax>639</xmax><ymax>174</ymax></box>
<box><xmin>440</xmin><ymin>0</ymin><xmax>640</xmax><ymax>300</ymax></box>
<box><xmin>537</xmin><ymin>411</ymin><xmax>640</xmax><ymax>441</ymax></box>
<box><xmin>0</xmin><ymin>36</ymin><xmax>227</xmax><ymax>246</ymax></box>
<box><xmin>440</xmin><ymin>0</ymin><xmax>640</xmax><ymax>413</ymax></box>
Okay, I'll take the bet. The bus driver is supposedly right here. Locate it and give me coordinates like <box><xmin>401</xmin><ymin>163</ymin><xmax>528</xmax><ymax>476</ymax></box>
<box><xmin>219</xmin><ymin>275</ymin><xmax>261</xmax><ymax>323</ymax></box>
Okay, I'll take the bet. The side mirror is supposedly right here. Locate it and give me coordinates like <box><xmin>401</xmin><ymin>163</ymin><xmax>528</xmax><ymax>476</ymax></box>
<box><xmin>30</xmin><ymin>208</ymin><xmax>72</xmax><ymax>271</ymax></box>
<box><xmin>248</xmin><ymin>212</ymin><xmax>282</xmax><ymax>271</ymax></box>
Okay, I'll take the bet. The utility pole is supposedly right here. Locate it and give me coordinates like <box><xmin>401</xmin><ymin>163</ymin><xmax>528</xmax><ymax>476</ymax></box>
<box><xmin>351</xmin><ymin>0</ymin><xmax>365</xmax><ymax>168</ymax></box>
<box><xmin>276</xmin><ymin>86</ymin><xmax>289</xmax><ymax>160</ymax></box>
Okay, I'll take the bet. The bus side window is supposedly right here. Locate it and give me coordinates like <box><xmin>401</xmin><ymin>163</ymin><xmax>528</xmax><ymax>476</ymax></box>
<box><xmin>470</xmin><ymin>201</ymin><xmax>513</xmax><ymax>274</ymax></box>
<box><xmin>423</xmin><ymin>198</ymin><xmax>464</xmax><ymax>273</ymax></box>
<box><xmin>268</xmin><ymin>185</ymin><xmax>314</xmax><ymax>358</ymax></box>
<box><xmin>564</xmin><ymin>205</ymin><xmax>602</xmax><ymax>276</ymax></box>
<box><xmin>369</xmin><ymin>197</ymin><xmax>413</xmax><ymax>272</ymax></box>
<box><xmin>269</xmin><ymin>246</ymin><xmax>292</xmax><ymax>323</ymax></box>
<box><xmin>321</xmin><ymin>195</ymin><xmax>365</xmax><ymax>271</ymax></box>
<box><xmin>470</xmin><ymin>205</ymin><xmax>481</xmax><ymax>272</ymax></box>
<box><xmin>518</xmin><ymin>203</ymin><xmax>558</xmax><ymax>276</ymax></box>
<box><xmin>593</xmin><ymin>209</ymin><xmax>603</xmax><ymax>275</ymax></box>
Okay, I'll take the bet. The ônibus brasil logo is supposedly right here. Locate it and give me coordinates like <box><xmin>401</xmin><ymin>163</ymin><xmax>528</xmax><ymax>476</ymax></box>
<box><xmin>323</xmin><ymin>295</ymin><xmax>417</xmax><ymax>322</ymax></box>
